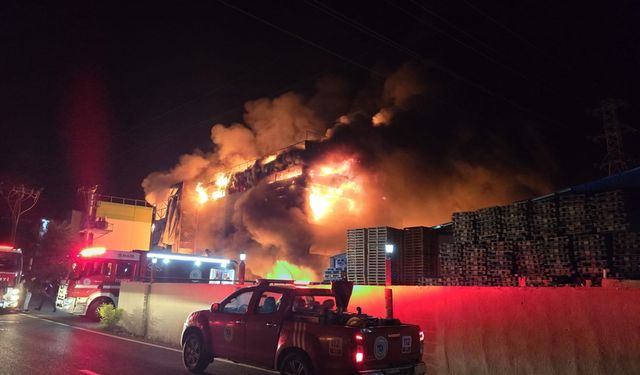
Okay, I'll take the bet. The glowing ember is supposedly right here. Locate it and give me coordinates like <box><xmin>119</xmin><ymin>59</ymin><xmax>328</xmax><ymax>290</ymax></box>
<box><xmin>195</xmin><ymin>182</ymin><xmax>209</xmax><ymax>205</ymax></box>
<box><xmin>308</xmin><ymin>157</ymin><xmax>362</xmax><ymax>222</ymax></box>
<box><xmin>266</xmin><ymin>260</ymin><xmax>317</xmax><ymax>281</ymax></box>
<box><xmin>315</xmin><ymin>159</ymin><xmax>353</xmax><ymax>177</ymax></box>
<box><xmin>261</xmin><ymin>153</ymin><xmax>278</xmax><ymax>165</ymax></box>
<box><xmin>266</xmin><ymin>165</ymin><xmax>304</xmax><ymax>184</ymax></box>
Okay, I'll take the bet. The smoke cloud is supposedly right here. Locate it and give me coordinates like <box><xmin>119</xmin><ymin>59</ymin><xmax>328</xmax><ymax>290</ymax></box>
<box><xmin>372</xmin><ymin>63</ymin><xmax>425</xmax><ymax>126</ymax></box>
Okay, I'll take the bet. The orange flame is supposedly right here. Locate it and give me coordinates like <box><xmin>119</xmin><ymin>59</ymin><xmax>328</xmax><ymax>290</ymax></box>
<box><xmin>195</xmin><ymin>182</ymin><xmax>209</xmax><ymax>205</ymax></box>
<box><xmin>308</xmin><ymin>156</ymin><xmax>362</xmax><ymax>222</ymax></box>
<box><xmin>212</xmin><ymin>173</ymin><xmax>229</xmax><ymax>200</ymax></box>
<box><xmin>265</xmin><ymin>260</ymin><xmax>317</xmax><ymax>281</ymax></box>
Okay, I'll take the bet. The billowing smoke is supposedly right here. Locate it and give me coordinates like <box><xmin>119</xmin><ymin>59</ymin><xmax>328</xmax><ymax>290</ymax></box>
<box><xmin>372</xmin><ymin>63</ymin><xmax>425</xmax><ymax>126</ymax></box>
<box><xmin>142</xmin><ymin>152</ymin><xmax>211</xmax><ymax>205</ymax></box>
<box><xmin>142</xmin><ymin>62</ymin><xmax>553</xmax><ymax>279</ymax></box>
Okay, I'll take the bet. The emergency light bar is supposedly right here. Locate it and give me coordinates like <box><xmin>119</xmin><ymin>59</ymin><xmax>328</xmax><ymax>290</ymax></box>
<box><xmin>0</xmin><ymin>245</ymin><xmax>19</xmax><ymax>252</ymax></box>
<box><xmin>79</xmin><ymin>247</ymin><xmax>107</xmax><ymax>257</ymax></box>
<box><xmin>146</xmin><ymin>252</ymin><xmax>230</xmax><ymax>266</ymax></box>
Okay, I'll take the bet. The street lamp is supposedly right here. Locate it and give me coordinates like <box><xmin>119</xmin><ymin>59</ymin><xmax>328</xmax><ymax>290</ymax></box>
<box><xmin>384</xmin><ymin>243</ymin><xmax>394</xmax><ymax>320</ymax></box>
<box><xmin>238</xmin><ymin>252</ymin><xmax>246</xmax><ymax>285</ymax></box>
<box><xmin>385</xmin><ymin>244</ymin><xmax>394</xmax><ymax>286</ymax></box>
<box><xmin>385</xmin><ymin>244</ymin><xmax>394</xmax><ymax>254</ymax></box>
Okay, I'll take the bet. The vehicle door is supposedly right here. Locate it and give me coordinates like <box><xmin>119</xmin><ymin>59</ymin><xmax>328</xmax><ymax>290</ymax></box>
<box><xmin>244</xmin><ymin>289</ymin><xmax>287</xmax><ymax>368</ymax></box>
<box><xmin>208</xmin><ymin>290</ymin><xmax>253</xmax><ymax>361</ymax></box>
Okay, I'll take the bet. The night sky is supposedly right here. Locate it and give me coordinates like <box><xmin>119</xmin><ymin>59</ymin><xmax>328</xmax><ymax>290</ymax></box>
<box><xmin>1</xmin><ymin>1</ymin><xmax>639</xmax><ymax>220</ymax></box>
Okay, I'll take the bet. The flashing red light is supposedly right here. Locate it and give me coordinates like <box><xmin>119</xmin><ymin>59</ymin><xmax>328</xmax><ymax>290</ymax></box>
<box><xmin>355</xmin><ymin>350</ymin><xmax>364</xmax><ymax>363</ymax></box>
<box><xmin>80</xmin><ymin>247</ymin><xmax>107</xmax><ymax>257</ymax></box>
<box><xmin>419</xmin><ymin>331</ymin><xmax>424</xmax><ymax>342</ymax></box>
<box><xmin>355</xmin><ymin>334</ymin><xmax>363</xmax><ymax>342</ymax></box>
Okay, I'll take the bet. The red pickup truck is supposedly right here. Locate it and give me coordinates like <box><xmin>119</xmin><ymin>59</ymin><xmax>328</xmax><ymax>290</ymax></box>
<box><xmin>181</xmin><ymin>279</ymin><xmax>426</xmax><ymax>375</ymax></box>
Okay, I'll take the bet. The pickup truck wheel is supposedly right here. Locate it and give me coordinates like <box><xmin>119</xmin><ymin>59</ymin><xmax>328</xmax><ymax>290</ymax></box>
<box><xmin>183</xmin><ymin>331</ymin><xmax>209</xmax><ymax>373</ymax></box>
<box><xmin>281</xmin><ymin>353</ymin><xmax>313</xmax><ymax>375</ymax></box>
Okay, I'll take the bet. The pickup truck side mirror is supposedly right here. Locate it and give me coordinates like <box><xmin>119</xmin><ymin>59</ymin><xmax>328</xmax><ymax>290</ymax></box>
<box><xmin>210</xmin><ymin>303</ymin><xmax>220</xmax><ymax>312</ymax></box>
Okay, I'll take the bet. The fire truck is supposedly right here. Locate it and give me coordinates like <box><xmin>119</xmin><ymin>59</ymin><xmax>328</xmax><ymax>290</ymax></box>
<box><xmin>0</xmin><ymin>245</ymin><xmax>23</xmax><ymax>310</ymax></box>
<box><xmin>181</xmin><ymin>279</ymin><xmax>426</xmax><ymax>375</ymax></box>
<box><xmin>56</xmin><ymin>247</ymin><xmax>234</xmax><ymax>319</ymax></box>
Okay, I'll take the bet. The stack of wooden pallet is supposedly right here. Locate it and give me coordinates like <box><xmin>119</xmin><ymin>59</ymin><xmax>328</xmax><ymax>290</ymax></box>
<box><xmin>463</xmin><ymin>244</ymin><xmax>488</xmax><ymax>285</ymax></box>
<box><xmin>531</xmin><ymin>197</ymin><xmax>558</xmax><ymax>238</ymax></box>
<box><xmin>573</xmin><ymin>234</ymin><xmax>608</xmax><ymax>278</ymax></box>
<box><xmin>539</xmin><ymin>236</ymin><xmax>574</xmax><ymax>278</ymax></box>
<box><xmin>591</xmin><ymin>190</ymin><xmax>630</xmax><ymax>233</ymax></box>
<box><xmin>477</xmin><ymin>206</ymin><xmax>504</xmax><ymax>242</ymax></box>
<box><xmin>612</xmin><ymin>232</ymin><xmax>640</xmax><ymax>279</ymax></box>
<box><xmin>503</xmin><ymin>201</ymin><xmax>530</xmax><ymax>241</ymax></box>
<box><xmin>515</xmin><ymin>240</ymin><xmax>546</xmax><ymax>285</ymax></box>
<box><xmin>438</xmin><ymin>242</ymin><xmax>464</xmax><ymax>285</ymax></box>
<box><xmin>487</xmin><ymin>241</ymin><xmax>515</xmax><ymax>286</ymax></box>
<box><xmin>559</xmin><ymin>194</ymin><xmax>592</xmax><ymax>235</ymax></box>
<box><xmin>452</xmin><ymin>211</ymin><xmax>477</xmax><ymax>244</ymax></box>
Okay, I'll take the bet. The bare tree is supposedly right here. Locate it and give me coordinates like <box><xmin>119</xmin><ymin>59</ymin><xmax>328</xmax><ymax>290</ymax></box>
<box><xmin>1</xmin><ymin>183</ymin><xmax>42</xmax><ymax>245</ymax></box>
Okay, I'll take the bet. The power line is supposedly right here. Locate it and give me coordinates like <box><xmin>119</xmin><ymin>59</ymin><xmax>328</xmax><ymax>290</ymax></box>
<box><xmin>381</xmin><ymin>0</ymin><xmax>532</xmax><ymax>83</ymax></box>
<box><xmin>215</xmin><ymin>0</ymin><xmax>385</xmax><ymax>79</ymax></box>
<box><xmin>461</xmin><ymin>0</ymin><xmax>546</xmax><ymax>57</ymax></box>
<box><xmin>301</xmin><ymin>0</ymin><xmax>560</xmax><ymax>126</ymax></box>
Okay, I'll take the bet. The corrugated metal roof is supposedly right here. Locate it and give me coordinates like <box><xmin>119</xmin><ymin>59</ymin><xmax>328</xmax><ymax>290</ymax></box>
<box><xmin>570</xmin><ymin>166</ymin><xmax>640</xmax><ymax>193</ymax></box>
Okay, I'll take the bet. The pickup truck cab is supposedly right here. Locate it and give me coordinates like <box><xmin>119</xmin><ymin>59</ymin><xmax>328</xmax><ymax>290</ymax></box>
<box><xmin>181</xmin><ymin>279</ymin><xmax>426</xmax><ymax>375</ymax></box>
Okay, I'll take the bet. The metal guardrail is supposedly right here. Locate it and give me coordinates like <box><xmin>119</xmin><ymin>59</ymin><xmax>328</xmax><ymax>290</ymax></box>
<box><xmin>98</xmin><ymin>194</ymin><xmax>152</xmax><ymax>207</ymax></box>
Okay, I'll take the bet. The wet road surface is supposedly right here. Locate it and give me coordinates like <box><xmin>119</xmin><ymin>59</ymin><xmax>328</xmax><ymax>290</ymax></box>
<box><xmin>0</xmin><ymin>311</ymin><xmax>274</xmax><ymax>375</ymax></box>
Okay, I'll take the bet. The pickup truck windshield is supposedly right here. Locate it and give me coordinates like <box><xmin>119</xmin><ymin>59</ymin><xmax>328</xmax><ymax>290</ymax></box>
<box><xmin>291</xmin><ymin>294</ymin><xmax>337</xmax><ymax>314</ymax></box>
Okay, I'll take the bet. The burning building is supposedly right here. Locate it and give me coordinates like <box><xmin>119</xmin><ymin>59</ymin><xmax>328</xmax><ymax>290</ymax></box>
<box><xmin>142</xmin><ymin>65</ymin><xmax>553</xmax><ymax>281</ymax></box>
<box><xmin>148</xmin><ymin>138</ymin><xmax>371</xmax><ymax>280</ymax></box>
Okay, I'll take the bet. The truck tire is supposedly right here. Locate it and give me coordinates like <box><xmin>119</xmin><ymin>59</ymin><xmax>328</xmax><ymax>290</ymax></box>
<box><xmin>87</xmin><ymin>298</ymin><xmax>113</xmax><ymax>322</ymax></box>
<box><xmin>281</xmin><ymin>352</ymin><xmax>314</xmax><ymax>375</ymax></box>
<box><xmin>183</xmin><ymin>331</ymin><xmax>209</xmax><ymax>373</ymax></box>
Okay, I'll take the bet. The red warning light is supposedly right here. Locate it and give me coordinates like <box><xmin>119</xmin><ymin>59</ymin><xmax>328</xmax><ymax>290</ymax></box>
<box><xmin>79</xmin><ymin>247</ymin><xmax>107</xmax><ymax>257</ymax></box>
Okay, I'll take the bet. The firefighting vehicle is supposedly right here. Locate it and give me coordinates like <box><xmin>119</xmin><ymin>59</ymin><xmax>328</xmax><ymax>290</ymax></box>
<box><xmin>56</xmin><ymin>247</ymin><xmax>233</xmax><ymax>319</ymax></box>
<box><xmin>181</xmin><ymin>279</ymin><xmax>426</xmax><ymax>375</ymax></box>
<box><xmin>0</xmin><ymin>245</ymin><xmax>23</xmax><ymax>310</ymax></box>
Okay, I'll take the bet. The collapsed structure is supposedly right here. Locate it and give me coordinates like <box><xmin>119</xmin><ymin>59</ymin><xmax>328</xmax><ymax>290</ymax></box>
<box><xmin>150</xmin><ymin>140</ymin><xmax>318</xmax><ymax>253</ymax></box>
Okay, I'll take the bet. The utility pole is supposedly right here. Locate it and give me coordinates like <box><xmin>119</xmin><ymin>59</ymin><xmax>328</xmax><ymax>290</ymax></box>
<box><xmin>1</xmin><ymin>184</ymin><xmax>42</xmax><ymax>245</ymax></box>
<box><xmin>593</xmin><ymin>99</ymin><xmax>632</xmax><ymax>175</ymax></box>
<box><xmin>78</xmin><ymin>185</ymin><xmax>99</xmax><ymax>246</ymax></box>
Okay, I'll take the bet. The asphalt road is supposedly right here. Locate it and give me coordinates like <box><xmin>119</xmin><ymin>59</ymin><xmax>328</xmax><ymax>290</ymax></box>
<box><xmin>0</xmin><ymin>310</ymin><xmax>274</xmax><ymax>375</ymax></box>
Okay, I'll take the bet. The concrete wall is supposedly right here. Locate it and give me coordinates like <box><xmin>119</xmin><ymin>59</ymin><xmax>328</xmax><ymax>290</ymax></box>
<box><xmin>349</xmin><ymin>286</ymin><xmax>640</xmax><ymax>375</ymax></box>
<box><xmin>118</xmin><ymin>281</ymin><xmax>240</xmax><ymax>346</ymax></box>
<box><xmin>118</xmin><ymin>283</ymin><xmax>640</xmax><ymax>375</ymax></box>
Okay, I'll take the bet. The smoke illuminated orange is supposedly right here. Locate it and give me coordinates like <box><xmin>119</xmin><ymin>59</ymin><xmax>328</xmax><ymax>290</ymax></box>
<box><xmin>266</xmin><ymin>260</ymin><xmax>317</xmax><ymax>281</ymax></box>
